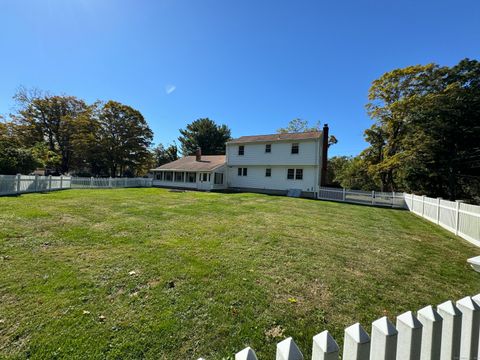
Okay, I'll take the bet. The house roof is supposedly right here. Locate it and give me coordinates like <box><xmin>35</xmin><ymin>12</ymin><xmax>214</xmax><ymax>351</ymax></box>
<box><xmin>227</xmin><ymin>131</ymin><xmax>322</xmax><ymax>144</ymax></box>
<box><xmin>151</xmin><ymin>155</ymin><xmax>226</xmax><ymax>172</ymax></box>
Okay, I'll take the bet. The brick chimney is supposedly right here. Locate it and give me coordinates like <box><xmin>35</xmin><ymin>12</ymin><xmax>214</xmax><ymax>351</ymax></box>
<box><xmin>320</xmin><ymin>124</ymin><xmax>329</xmax><ymax>186</ymax></box>
<box><xmin>195</xmin><ymin>147</ymin><xmax>202</xmax><ymax>162</ymax></box>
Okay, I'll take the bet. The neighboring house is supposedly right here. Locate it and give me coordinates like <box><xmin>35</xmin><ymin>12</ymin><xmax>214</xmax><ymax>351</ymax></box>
<box><xmin>151</xmin><ymin>149</ymin><xmax>227</xmax><ymax>191</ymax></box>
<box><xmin>151</xmin><ymin>125</ymin><xmax>329</xmax><ymax>197</ymax></box>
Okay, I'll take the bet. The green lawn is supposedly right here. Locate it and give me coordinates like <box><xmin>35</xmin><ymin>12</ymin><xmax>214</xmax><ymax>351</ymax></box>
<box><xmin>0</xmin><ymin>189</ymin><xmax>478</xmax><ymax>359</ymax></box>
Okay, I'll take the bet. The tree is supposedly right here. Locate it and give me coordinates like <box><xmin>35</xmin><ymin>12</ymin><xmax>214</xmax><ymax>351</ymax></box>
<box><xmin>327</xmin><ymin>155</ymin><xmax>378</xmax><ymax>190</ymax></box>
<box><xmin>277</xmin><ymin>118</ymin><xmax>338</xmax><ymax>148</ymax></box>
<box><xmin>97</xmin><ymin>101</ymin><xmax>153</xmax><ymax>177</ymax></box>
<box><xmin>178</xmin><ymin>118</ymin><xmax>231</xmax><ymax>155</ymax></box>
<box><xmin>11</xmin><ymin>89</ymin><xmax>92</xmax><ymax>174</ymax></box>
<box><xmin>277</xmin><ymin>118</ymin><xmax>321</xmax><ymax>133</ymax></box>
<box><xmin>364</xmin><ymin>58</ymin><xmax>480</xmax><ymax>201</ymax></box>
<box><xmin>152</xmin><ymin>143</ymin><xmax>179</xmax><ymax>167</ymax></box>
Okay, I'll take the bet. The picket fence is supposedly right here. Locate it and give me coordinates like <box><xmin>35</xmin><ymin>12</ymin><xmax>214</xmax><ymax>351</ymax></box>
<box><xmin>404</xmin><ymin>193</ymin><xmax>480</xmax><ymax>247</ymax></box>
<box><xmin>201</xmin><ymin>294</ymin><xmax>480</xmax><ymax>360</ymax></box>
<box><xmin>0</xmin><ymin>174</ymin><xmax>152</xmax><ymax>196</ymax></box>
<box><xmin>317</xmin><ymin>187</ymin><xmax>406</xmax><ymax>208</ymax></box>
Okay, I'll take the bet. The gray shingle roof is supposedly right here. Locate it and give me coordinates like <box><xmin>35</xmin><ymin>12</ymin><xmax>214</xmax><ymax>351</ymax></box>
<box><xmin>227</xmin><ymin>131</ymin><xmax>322</xmax><ymax>144</ymax></box>
<box><xmin>151</xmin><ymin>155</ymin><xmax>226</xmax><ymax>172</ymax></box>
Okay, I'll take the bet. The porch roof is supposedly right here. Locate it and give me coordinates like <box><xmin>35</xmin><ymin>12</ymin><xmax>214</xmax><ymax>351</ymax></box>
<box><xmin>151</xmin><ymin>155</ymin><xmax>226</xmax><ymax>172</ymax></box>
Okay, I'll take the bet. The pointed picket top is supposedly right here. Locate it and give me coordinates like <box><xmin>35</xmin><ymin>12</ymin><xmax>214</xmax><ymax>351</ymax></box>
<box><xmin>235</xmin><ymin>347</ymin><xmax>258</xmax><ymax>360</ymax></box>
<box><xmin>372</xmin><ymin>316</ymin><xmax>397</xmax><ymax>336</ymax></box>
<box><xmin>437</xmin><ymin>300</ymin><xmax>462</xmax><ymax>316</ymax></box>
<box><xmin>417</xmin><ymin>305</ymin><xmax>442</xmax><ymax>322</ymax></box>
<box><xmin>472</xmin><ymin>293</ymin><xmax>480</xmax><ymax>305</ymax></box>
<box><xmin>457</xmin><ymin>296</ymin><xmax>480</xmax><ymax>311</ymax></box>
<box><xmin>313</xmin><ymin>330</ymin><xmax>339</xmax><ymax>353</ymax></box>
<box><xmin>396</xmin><ymin>310</ymin><xmax>422</xmax><ymax>329</ymax></box>
<box><xmin>345</xmin><ymin>323</ymin><xmax>370</xmax><ymax>344</ymax></box>
<box><xmin>276</xmin><ymin>337</ymin><xmax>304</xmax><ymax>360</ymax></box>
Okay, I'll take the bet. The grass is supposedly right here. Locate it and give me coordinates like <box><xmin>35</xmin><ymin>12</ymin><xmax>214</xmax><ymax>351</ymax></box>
<box><xmin>0</xmin><ymin>188</ymin><xmax>478</xmax><ymax>359</ymax></box>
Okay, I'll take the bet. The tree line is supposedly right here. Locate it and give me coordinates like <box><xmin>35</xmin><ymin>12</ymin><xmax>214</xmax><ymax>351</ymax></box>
<box><xmin>0</xmin><ymin>88</ymin><xmax>232</xmax><ymax>177</ymax></box>
<box><xmin>328</xmin><ymin>58</ymin><xmax>480</xmax><ymax>203</ymax></box>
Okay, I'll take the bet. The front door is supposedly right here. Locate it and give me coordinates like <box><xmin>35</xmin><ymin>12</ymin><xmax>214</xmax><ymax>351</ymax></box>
<box><xmin>198</xmin><ymin>172</ymin><xmax>210</xmax><ymax>191</ymax></box>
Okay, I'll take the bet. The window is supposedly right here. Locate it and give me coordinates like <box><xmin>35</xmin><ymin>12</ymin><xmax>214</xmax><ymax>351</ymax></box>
<box><xmin>174</xmin><ymin>172</ymin><xmax>184</xmax><ymax>182</ymax></box>
<box><xmin>202</xmin><ymin>173</ymin><xmax>208</xmax><ymax>182</ymax></box>
<box><xmin>186</xmin><ymin>172</ymin><xmax>196</xmax><ymax>183</ymax></box>
<box><xmin>238</xmin><ymin>168</ymin><xmax>248</xmax><ymax>176</ymax></box>
<box><xmin>295</xmin><ymin>169</ymin><xmax>303</xmax><ymax>180</ymax></box>
<box><xmin>214</xmin><ymin>173</ymin><xmax>224</xmax><ymax>184</ymax></box>
<box><xmin>164</xmin><ymin>171</ymin><xmax>173</xmax><ymax>181</ymax></box>
<box><xmin>156</xmin><ymin>172</ymin><xmax>163</xmax><ymax>180</ymax></box>
<box><xmin>291</xmin><ymin>143</ymin><xmax>299</xmax><ymax>154</ymax></box>
<box><xmin>287</xmin><ymin>169</ymin><xmax>295</xmax><ymax>179</ymax></box>
<box><xmin>265</xmin><ymin>144</ymin><xmax>271</xmax><ymax>153</ymax></box>
<box><xmin>265</xmin><ymin>168</ymin><xmax>271</xmax><ymax>177</ymax></box>
<box><xmin>238</xmin><ymin>145</ymin><xmax>244</xmax><ymax>155</ymax></box>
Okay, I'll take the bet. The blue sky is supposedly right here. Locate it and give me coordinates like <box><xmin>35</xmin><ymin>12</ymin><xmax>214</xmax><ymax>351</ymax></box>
<box><xmin>1</xmin><ymin>0</ymin><xmax>479</xmax><ymax>156</ymax></box>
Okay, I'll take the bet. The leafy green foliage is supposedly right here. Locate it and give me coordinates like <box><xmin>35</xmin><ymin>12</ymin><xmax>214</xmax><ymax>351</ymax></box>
<box><xmin>152</xmin><ymin>143</ymin><xmax>179</xmax><ymax>167</ymax></box>
<box><xmin>96</xmin><ymin>101</ymin><xmax>153</xmax><ymax>177</ymax></box>
<box><xmin>6</xmin><ymin>89</ymin><xmax>154</xmax><ymax>177</ymax></box>
<box><xmin>277</xmin><ymin>118</ymin><xmax>321</xmax><ymax>133</ymax></box>
<box><xmin>363</xmin><ymin>58</ymin><xmax>480</xmax><ymax>201</ymax></box>
<box><xmin>178</xmin><ymin>118</ymin><xmax>231</xmax><ymax>155</ymax></box>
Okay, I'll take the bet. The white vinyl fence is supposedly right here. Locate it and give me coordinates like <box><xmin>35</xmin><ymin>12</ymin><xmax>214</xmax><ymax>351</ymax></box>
<box><xmin>201</xmin><ymin>293</ymin><xmax>480</xmax><ymax>360</ymax></box>
<box><xmin>404</xmin><ymin>193</ymin><xmax>480</xmax><ymax>247</ymax></box>
<box><xmin>317</xmin><ymin>187</ymin><xmax>406</xmax><ymax>208</ymax></box>
<box><xmin>0</xmin><ymin>175</ymin><xmax>152</xmax><ymax>196</ymax></box>
<box><xmin>70</xmin><ymin>177</ymin><xmax>152</xmax><ymax>188</ymax></box>
<box><xmin>0</xmin><ymin>174</ymin><xmax>71</xmax><ymax>195</ymax></box>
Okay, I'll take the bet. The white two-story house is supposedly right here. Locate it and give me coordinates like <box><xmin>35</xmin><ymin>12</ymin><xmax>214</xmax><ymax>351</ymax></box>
<box><xmin>225</xmin><ymin>125</ymin><xmax>329</xmax><ymax>198</ymax></box>
<box><xmin>151</xmin><ymin>125</ymin><xmax>329</xmax><ymax>198</ymax></box>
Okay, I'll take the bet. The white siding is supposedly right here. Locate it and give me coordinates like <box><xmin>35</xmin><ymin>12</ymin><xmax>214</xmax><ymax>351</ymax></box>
<box><xmin>227</xmin><ymin>139</ymin><xmax>321</xmax><ymax>166</ymax></box>
<box><xmin>227</xmin><ymin>165</ymin><xmax>318</xmax><ymax>192</ymax></box>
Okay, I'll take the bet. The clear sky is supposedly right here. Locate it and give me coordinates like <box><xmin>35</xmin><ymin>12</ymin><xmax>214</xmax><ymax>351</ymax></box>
<box><xmin>1</xmin><ymin>0</ymin><xmax>479</xmax><ymax>156</ymax></box>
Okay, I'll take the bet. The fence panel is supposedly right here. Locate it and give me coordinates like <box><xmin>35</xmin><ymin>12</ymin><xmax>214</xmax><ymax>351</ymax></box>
<box><xmin>404</xmin><ymin>193</ymin><xmax>480</xmax><ymax>247</ymax></box>
<box><xmin>318</xmin><ymin>187</ymin><xmax>406</xmax><ymax>208</ymax></box>
<box><xmin>0</xmin><ymin>175</ymin><xmax>71</xmax><ymax>195</ymax></box>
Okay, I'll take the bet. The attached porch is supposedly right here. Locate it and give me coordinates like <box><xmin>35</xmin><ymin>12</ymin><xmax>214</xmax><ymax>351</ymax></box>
<box><xmin>152</xmin><ymin>169</ymin><xmax>226</xmax><ymax>191</ymax></box>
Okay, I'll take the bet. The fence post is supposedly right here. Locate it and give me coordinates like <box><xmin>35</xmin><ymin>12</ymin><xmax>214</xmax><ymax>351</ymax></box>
<box><xmin>124</xmin><ymin>178</ymin><xmax>127</xmax><ymax>187</ymax></box>
<box><xmin>392</xmin><ymin>191</ymin><xmax>395</xmax><ymax>207</ymax></box>
<box><xmin>437</xmin><ymin>300</ymin><xmax>461</xmax><ymax>360</ymax></box>
<box><xmin>60</xmin><ymin>175</ymin><xmax>63</xmax><ymax>189</ymax></box>
<box><xmin>370</xmin><ymin>317</ymin><xmax>397</xmax><ymax>360</ymax></box>
<box><xmin>90</xmin><ymin>177</ymin><xmax>94</xmax><ymax>189</ymax></box>
<box><xmin>34</xmin><ymin>174</ymin><xmax>39</xmax><ymax>192</ymax></box>
<box><xmin>454</xmin><ymin>200</ymin><xmax>462</xmax><ymax>236</ymax></box>
<box><xmin>395</xmin><ymin>311</ymin><xmax>422</xmax><ymax>360</ymax></box>
<box><xmin>421</xmin><ymin>195</ymin><xmax>426</xmax><ymax>217</ymax></box>
<box><xmin>372</xmin><ymin>191</ymin><xmax>375</xmax><ymax>205</ymax></box>
<box><xmin>312</xmin><ymin>330</ymin><xmax>339</xmax><ymax>360</ymax></box>
<box><xmin>343</xmin><ymin>323</ymin><xmax>370</xmax><ymax>360</ymax></box>
<box><xmin>109</xmin><ymin>177</ymin><xmax>112</xmax><ymax>188</ymax></box>
<box><xmin>16</xmin><ymin>174</ymin><xmax>21</xmax><ymax>194</ymax></box>
<box><xmin>235</xmin><ymin>347</ymin><xmax>258</xmax><ymax>360</ymax></box>
<box><xmin>417</xmin><ymin>305</ymin><xmax>442</xmax><ymax>360</ymax></box>
<box><xmin>456</xmin><ymin>296</ymin><xmax>480</xmax><ymax>360</ymax></box>
<box><xmin>276</xmin><ymin>337</ymin><xmax>303</xmax><ymax>360</ymax></box>
<box><xmin>48</xmin><ymin>175</ymin><xmax>52</xmax><ymax>191</ymax></box>
<box><xmin>343</xmin><ymin>188</ymin><xmax>346</xmax><ymax>202</ymax></box>
<box><xmin>436</xmin><ymin>198</ymin><xmax>441</xmax><ymax>225</ymax></box>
